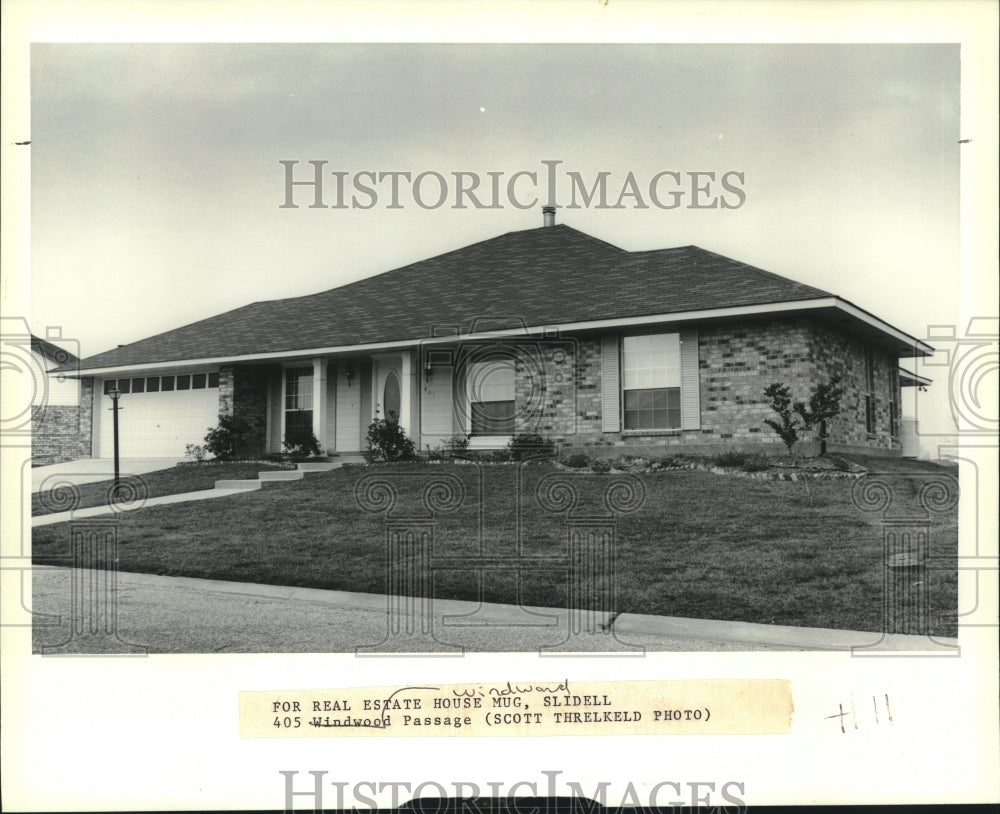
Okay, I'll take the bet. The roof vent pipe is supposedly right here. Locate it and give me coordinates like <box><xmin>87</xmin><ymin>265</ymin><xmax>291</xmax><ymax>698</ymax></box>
<box><xmin>542</xmin><ymin>205</ymin><xmax>556</xmax><ymax>227</ymax></box>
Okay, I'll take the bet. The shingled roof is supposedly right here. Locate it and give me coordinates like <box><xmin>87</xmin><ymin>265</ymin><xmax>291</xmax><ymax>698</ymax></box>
<box><xmin>72</xmin><ymin>223</ymin><xmax>842</xmax><ymax>371</ymax></box>
<box><xmin>32</xmin><ymin>335</ymin><xmax>79</xmax><ymax>365</ymax></box>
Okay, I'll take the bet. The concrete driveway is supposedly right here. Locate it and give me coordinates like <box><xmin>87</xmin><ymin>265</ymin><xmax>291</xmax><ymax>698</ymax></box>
<box><xmin>31</xmin><ymin>458</ymin><xmax>183</xmax><ymax>492</ymax></box>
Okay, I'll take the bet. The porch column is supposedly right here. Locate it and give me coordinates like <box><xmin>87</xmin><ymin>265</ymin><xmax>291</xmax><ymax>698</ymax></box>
<box><xmin>312</xmin><ymin>357</ymin><xmax>327</xmax><ymax>447</ymax></box>
<box><xmin>400</xmin><ymin>349</ymin><xmax>417</xmax><ymax>446</ymax></box>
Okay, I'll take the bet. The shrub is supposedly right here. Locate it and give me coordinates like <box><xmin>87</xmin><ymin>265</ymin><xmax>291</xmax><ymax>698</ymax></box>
<box><xmin>443</xmin><ymin>435</ymin><xmax>470</xmax><ymax>455</ymax></box>
<box><xmin>488</xmin><ymin>448</ymin><xmax>512</xmax><ymax>463</ymax></box>
<box><xmin>714</xmin><ymin>449</ymin><xmax>748</xmax><ymax>468</ymax></box>
<box><xmin>740</xmin><ymin>453</ymin><xmax>770</xmax><ymax>472</ymax></box>
<box><xmin>203</xmin><ymin>414</ymin><xmax>251</xmax><ymax>458</ymax></box>
<box><xmin>506</xmin><ymin>433</ymin><xmax>555</xmax><ymax>461</ymax></box>
<box><xmin>591</xmin><ymin>458</ymin><xmax>612</xmax><ymax>474</ymax></box>
<box><xmin>283</xmin><ymin>424</ymin><xmax>322</xmax><ymax>457</ymax></box>
<box><xmin>562</xmin><ymin>453</ymin><xmax>591</xmax><ymax>469</ymax></box>
<box><xmin>366</xmin><ymin>413</ymin><xmax>416</xmax><ymax>462</ymax></box>
<box><xmin>185</xmin><ymin>443</ymin><xmax>207</xmax><ymax>462</ymax></box>
<box><xmin>828</xmin><ymin>454</ymin><xmax>853</xmax><ymax>472</ymax></box>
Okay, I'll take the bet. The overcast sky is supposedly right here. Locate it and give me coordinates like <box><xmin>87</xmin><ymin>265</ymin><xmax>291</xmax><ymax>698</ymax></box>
<box><xmin>30</xmin><ymin>42</ymin><xmax>962</xmax><ymax>429</ymax></box>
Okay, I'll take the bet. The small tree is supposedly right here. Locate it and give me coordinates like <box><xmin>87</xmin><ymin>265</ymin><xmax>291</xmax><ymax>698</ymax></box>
<box><xmin>764</xmin><ymin>377</ymin><xmax>844</xmax><ymax>459</ymax></box>
<box><xmin>365</xmin><ymin>412</ymin><xmax>416</xmax><ymax>462</ymax></box>
<box><xmin>794</xmin><ymin>376</ymin><xmax>844</xmax><ymax>456</ymax></box>
<box><xmin>763</xmin><ymin>383</ymin><xmax>803</xmax><ymax>459</ymax></box>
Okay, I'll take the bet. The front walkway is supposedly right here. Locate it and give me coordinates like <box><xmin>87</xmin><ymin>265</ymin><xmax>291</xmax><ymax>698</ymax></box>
<box><xmin>31</xmin><ymin>460</ymin><xmax>348</xmax><ymax>527</ymax></box>
<box><xmin>31</xmin><ymin>487</ymin><xmax>260</xmax><ymax>527</ymax></box>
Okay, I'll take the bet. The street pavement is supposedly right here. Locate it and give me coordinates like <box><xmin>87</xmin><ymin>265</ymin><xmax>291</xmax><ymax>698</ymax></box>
<box><xmin>28</xmin><ymin>567</ymin><xmax>956</xmax><ymax>655</ymax></box>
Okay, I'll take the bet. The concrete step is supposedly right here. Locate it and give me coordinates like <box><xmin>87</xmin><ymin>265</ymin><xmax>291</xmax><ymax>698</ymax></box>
<box><xmin>257</xmin><ymin>470</ymin><xmax>305</xmax><ymax>482</ymax></box>
<box><xmin>296</xmin><ymin>462</ymin><xmax>342</xmax><ymax>473</ymax></box>
<box><xmin>214</xmin><ymin>479</ymin><xmax>261</xmax><ymax>491</ymax></box>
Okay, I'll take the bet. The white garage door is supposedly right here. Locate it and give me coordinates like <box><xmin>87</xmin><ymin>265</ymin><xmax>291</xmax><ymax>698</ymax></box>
<box><xmin>98</xmin><ymin>372</ymin><xmax>220</xmax><ymax>458</ymax></box>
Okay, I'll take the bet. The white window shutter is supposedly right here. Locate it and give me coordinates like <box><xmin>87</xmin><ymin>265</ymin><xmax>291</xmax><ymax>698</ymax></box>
<box><xmin>601</xmin><ymin>334</ymin><xmax>621</xmax><ymax>433</ymax></box>
<box><xmin>680</xmin><ymin>327</ymin><xmax>700</xmax><ymax>430</ymax></box>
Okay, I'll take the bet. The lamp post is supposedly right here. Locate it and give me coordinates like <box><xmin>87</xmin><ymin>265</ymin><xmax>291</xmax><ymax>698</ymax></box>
<box><xmin>107</xmin><ymin>386</ymin><xmax>122</xmax><ymax>488</ymax></box>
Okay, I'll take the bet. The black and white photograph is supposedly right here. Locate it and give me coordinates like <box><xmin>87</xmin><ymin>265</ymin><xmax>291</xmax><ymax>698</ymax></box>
<box><xmin>2</xmin><ymin>1</ymin><xmax>997</xmax><ymax>810</ymax></box>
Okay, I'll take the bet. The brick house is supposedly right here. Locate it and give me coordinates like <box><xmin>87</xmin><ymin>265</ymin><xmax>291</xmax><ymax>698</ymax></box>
<box><xmin>30</xmin><ymin>335</ymin><xmax>93</xmax><ymax>464</ymax></box>
<box><xmin>54</xmin><ymin>213</ymin><xmax>932</xmax><ymax>460</ymax></box>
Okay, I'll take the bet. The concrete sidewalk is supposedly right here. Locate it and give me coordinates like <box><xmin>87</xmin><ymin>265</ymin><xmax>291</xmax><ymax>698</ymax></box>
<box><xmin>31</xmin><ymin>460</ymin><xmax>347</xmax><ymax>526</ymax></box>
<box><xmin>31</xmin><ymin>487</ymin><xmax>262</xmax><ymax>526</ymax></box>
<box><xmin>29</xmin><ymin>567</ymin><xmax>960</xmax><ymax>654</ymax></box>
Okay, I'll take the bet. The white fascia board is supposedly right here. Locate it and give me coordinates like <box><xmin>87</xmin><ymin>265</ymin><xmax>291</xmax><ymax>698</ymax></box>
<box><xmin>830</xmin><ymin>298</ymin><xmax>935</xmax><ymax>357</ymax></box>
<box><xmin>899</xmin><ymin>366</ymin><xmax>934</xmax><ymax>387</ymax></box>
<box><xmin>68</xmin><ymin>297</ymin><xmax>933</xmax><ymax>377</ymax></box>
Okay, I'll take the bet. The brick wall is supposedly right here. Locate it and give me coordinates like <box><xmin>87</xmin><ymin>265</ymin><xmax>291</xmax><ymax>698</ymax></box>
<box><xmin>32</xmin><ymin>377</ymin><xmax>94</xmax><ymax>464</ymax></box>
<box><xmin>513</xmin><ymin>337</ymin><xmax>603</xmax><ymax>441</ymax></box>
<box><xmin>528</xmin><ymin>318</ymin><xmax>902</xmax><ymax>457</ymax></box>
<box><xmin>219</xmin><ymin>364</ymin><xmax>272</xmax><ymax>455</ymax></box>
<box><xmin>811</xmin><ymin>324</ymin><xmax>900</xmax><ymax>452</ymax></box>
<box><xmin>696</xmin><ymin>318</ymin><xmax>814</xmax><ymax>447</ymax></box>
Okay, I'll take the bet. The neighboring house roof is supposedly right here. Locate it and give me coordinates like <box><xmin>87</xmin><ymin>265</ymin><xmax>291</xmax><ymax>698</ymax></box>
<box><xmin>63</xmin><ymin>223</ymin><xmax>933</xmax><ymax>373</ymax></box>
<box><xmin>899</xmin><ymin>367</ymin><xmax>933</xmax><ymax>388</ymax></box>
<box><xmin>31</xmin><ymin>335</ymin><xmax>79</xmax><ymax>366</ymax></box>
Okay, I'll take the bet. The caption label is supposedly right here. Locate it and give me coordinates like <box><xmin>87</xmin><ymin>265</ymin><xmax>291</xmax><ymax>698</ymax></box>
<box><xmin>240</xmin><ymin>679</ymin><xmax>792</xmax><ymax>738</ymax></box>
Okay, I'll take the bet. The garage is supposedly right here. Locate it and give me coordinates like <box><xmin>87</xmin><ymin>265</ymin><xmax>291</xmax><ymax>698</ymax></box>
<box><xmin>97</xmin><ymin>371</ymin><xmax>221</xmax><ymax>458</ymax></box>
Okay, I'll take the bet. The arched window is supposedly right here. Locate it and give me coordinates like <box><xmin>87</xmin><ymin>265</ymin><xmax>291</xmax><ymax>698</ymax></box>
<box><xmin>383</xmin><ymin>369</ymin><xmax>401</xmax><ymax>424</ymax></box>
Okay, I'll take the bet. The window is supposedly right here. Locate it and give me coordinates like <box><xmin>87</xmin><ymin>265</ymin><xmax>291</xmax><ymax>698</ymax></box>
<box><xmin>105</xmin><ymin>371</ymin><xmax>215</xmax><ymax>395</ymax></box>
<box><xmin>468</xmin><ymin>358</ymin><xmax>515</xmax><ymax>435</ymax></box>
<box><xmin>285</xmin><ymin>368</ymin><xmax>314</xmax><ymax>437</ymax></box>
<box><xmin>889</xmin><ymin>368</ymin><xmax>899</xmax><ymax>437</ymax></box>
<box><xmin>382</xmin><ymin>370</ymin><xmax>401</xmax><ymax>424</ymax></box>
<box><xmin>864</xmin><ymin>346</ymin><xmax>876</xmax><ymax>434</ymax></box>
<box><xmin>623</xmin><ymin>333</ymin><xmax>681</xmax><ymax>430</ymax></box>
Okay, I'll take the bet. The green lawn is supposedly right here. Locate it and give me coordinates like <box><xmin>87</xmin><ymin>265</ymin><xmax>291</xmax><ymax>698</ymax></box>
<box><xmin>31</xmin><ymin>458</ymin><xmax>959</xmax><ymax>636</ymax></box>
<box><xmin>32</xmin><ymin>462</ymin><xmax>289</xmax><ymax>516</ymax></box>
